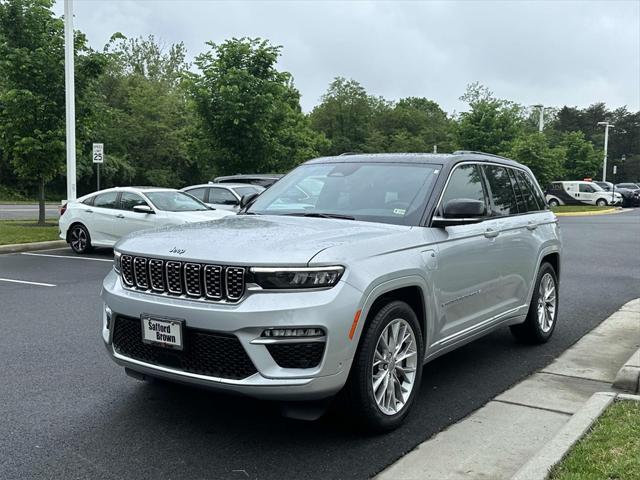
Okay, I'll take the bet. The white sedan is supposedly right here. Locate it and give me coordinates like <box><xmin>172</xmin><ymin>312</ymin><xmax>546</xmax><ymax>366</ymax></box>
<box><xmin>59</xmin><ymin>187</ymin><xmax>234</xmax><ymax>254</ymax></box>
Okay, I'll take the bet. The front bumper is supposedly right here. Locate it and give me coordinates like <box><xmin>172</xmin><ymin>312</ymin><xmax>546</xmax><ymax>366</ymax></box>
<box><xmin>101</xmin><ymin>270</ymin><xmax>363</xmax><ymax>400</ymax></box>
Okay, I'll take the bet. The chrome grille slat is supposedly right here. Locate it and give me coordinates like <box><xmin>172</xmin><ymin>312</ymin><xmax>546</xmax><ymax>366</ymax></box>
<box><xmin>204</xmin><ymin>265</ymin><xmax>223</xmax><ymax>300</ymax></box>
<box><xmin>184</xmin><ymin>263</ymin><xmax>202</xmax><ymax>296</ymax></box>
<box><xmin>119</xmin><ymin>255</ymin><xmax>245</xmax><ymax>303</ymax></box>
<box><xmin>133</xmin><ymin>257</ymin><xmax>149</xmax><ymax>289</ymax></box>
<box><xmin>149</xmin><ymin>259</ymin><xmax>165</xmax><ymax>291</ymax></box>
<box><xmin>225</xmin><ymin>267</ymin><xmax>246</xmax><ymax>300</ymax></box>
<box><xmin>121</xmin><ymin>255</ymin><xmax>134</xmax><ymax>286</ymax></box>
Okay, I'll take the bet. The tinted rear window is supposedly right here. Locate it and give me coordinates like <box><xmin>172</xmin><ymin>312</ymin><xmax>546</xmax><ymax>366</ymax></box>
<box><xmin>482</xmin><ymin>165</ymin><xmax>518</xmax><ymax>216</ymax></box>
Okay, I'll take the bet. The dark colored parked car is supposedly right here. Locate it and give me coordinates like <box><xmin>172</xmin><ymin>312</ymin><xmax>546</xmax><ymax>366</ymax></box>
<box><xmin>593</xmin><ymin>181</ymin><xmax>640</xmax><ymax>207</ymax></box>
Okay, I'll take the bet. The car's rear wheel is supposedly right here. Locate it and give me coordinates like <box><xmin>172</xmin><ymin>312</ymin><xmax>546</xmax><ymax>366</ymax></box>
<box><xmin>69</xmin><ymin>224</ymin><xmax>93</xmax><ymax>254</ymax></box>
<box><xmin>548</xmin><ymin>198</ymin><xmax>559</xmax><ymax>207</ymax></box>
<box><xmin>347</xmin><ymin>300</ymin><xmax>423</xmax><ymax>432</ymax></box>
<box><xmin>510</xmin><ymin>262</ymin><xmax>558</xmax><ymax>343</ymax></box>
<box><xmin>596</xmin><ymin>198</ymin><xmax>608</xmax><ymax>207</ymax></box>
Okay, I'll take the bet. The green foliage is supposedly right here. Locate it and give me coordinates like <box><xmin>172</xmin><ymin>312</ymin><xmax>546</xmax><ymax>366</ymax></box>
<box><xmin>456</xmin><ymin>82</ymin><xmax>525</xmax><ymax>154</ymax></box>
<box><xmin>558</xmin><ymin>131</ymin><xmax>600</xmax><ymax>180</ymax></box>
<box><xmin>503</xmin><ymin>133</ymin><xmax>565</xmax><ymax>187</ymax></box>
<box><xmin>190</xmin><ymin>37</ymin><xmax>324</xmax><ymax>175</ymax></box>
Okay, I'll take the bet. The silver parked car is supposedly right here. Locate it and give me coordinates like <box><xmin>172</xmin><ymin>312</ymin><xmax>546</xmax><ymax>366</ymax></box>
<box><xmin>181</xmin><ymin>183</ymin><xmax>265</xmax><ymax>212</ymax></box>
<box><xmin>102</xmin><ymin>152</ymin><xmax>561</xmax><ymax>431</ymax></box>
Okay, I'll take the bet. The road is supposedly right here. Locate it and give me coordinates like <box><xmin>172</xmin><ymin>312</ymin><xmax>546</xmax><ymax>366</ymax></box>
<box><xmin>0</xmin><ymin>203</ymin><xmax>59</xmax><ymax>220</ymax></box>
<box><xmin>1</xmin><ymin>210</ymin><xmax>639</xmax><ymax>480</ymax></box>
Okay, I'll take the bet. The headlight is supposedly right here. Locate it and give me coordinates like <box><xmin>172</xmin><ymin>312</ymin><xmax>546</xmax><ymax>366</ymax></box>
<box><xmin>250</xmin><ymin>266</ymin><xmax>344</xmax><ymax>289</ymax></box>
<box><xmin>113</xmin><ymin>251</ymin><xmax>122</xmax><ymax>273</ymax></box>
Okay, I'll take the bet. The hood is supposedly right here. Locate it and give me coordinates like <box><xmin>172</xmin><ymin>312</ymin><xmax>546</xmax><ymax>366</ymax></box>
<box><xmin>115</xmin><ymin>214</ymin><xmax>409</xmax><ymax>266</ymax></box>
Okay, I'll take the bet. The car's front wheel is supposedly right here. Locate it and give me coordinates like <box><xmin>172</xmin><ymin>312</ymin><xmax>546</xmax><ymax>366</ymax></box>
<box><xmin>510</xmin><ymin>262</ymin><xmax>558</xmax><ymax>343</ymax></box>
<box><xmin>69</xmin><ymin>224</ymin><xmax>93</xmax><ymax>254</ymax></box>
<box><xmin>347</xmin><ymin>300</ymin><xmax>424</xmax><ymax>432</ymax></box>
<box><xmin>596</xmin><ymin>198</ymin><xmax>608</xmax><ymax>207</ymax></box>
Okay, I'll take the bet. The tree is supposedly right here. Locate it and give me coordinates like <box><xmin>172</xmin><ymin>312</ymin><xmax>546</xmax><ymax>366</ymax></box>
<box><xmin>558</xmin><ymin>131</ymin><xmax>600</xmax><ymax>180</ymax></box>
<box><xmin>190</xmin><ymin>37</ymin><xmax>323</xmax><ymax>175</ymax></box>
<box><xmin>503</xmin><ymin>133</ymin><xmax>565</xmax><ymax>187</ymax></box>
<box><xmin>310</xmin><ymin>77</ymin><xmax>383</xmax><ymax>155</ymax></box>
<box><xmin>456</xmin><ymin>83</ymin><xmax>524</xmax><ymax>154</ymax></box>
<box><xmin>0</xmin><ymin>0</ymin><xmax>103</xmax><ymax>223</ymax></box>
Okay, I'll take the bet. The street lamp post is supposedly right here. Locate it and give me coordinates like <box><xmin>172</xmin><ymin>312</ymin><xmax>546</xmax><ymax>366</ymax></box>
<box><xmin>533</xmin><ymin>104</ymin><xmax>544</xmax><ymax>132</ymax></box>
<box><xmin>64</xmin><ymin>0</ymin><xmax>76</xmax><ymax>201</ymax></box>
<box><xmin>597</xmin><ymin>121</ymin><xmax>615</xmax><ymax>182</ymax></box>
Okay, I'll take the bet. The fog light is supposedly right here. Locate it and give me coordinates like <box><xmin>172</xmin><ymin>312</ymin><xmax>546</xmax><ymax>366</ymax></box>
<box><xmin>262</xmin><ymin>328</ymin><xmax>325</xmax><ymax>338</ymax></box>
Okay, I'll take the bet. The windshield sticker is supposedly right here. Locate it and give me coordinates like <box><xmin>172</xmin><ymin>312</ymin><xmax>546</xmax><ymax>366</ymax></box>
<box><xmin>393</xmin><ymin>208</ymin><xmax>406</xmax><ymax>215</ymax></box>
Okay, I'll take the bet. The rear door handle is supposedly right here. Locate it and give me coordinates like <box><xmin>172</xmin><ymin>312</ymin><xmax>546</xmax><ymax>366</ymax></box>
<box><xmin>115</xmin><ymin>214</ymin><xmax>125</xmax><ymax>219</ymax></box>
<box><xmin>526</xmin><ymin>222</ymin><xmax>538</xmax><ymax>231</ymax></box>
<box><xmin>484</xmin><ymin>228</ymin><xmax>499</xmax><ymax>238</ymax></box>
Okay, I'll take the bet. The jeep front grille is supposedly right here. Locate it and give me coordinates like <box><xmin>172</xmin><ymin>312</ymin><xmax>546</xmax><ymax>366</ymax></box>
<box><xmin>120</xmin><ymin>255</ymin><xmax>246</xmax><ymax>303</ymax></box>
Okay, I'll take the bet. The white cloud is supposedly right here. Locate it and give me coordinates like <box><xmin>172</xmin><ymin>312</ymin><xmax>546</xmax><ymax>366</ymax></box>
<box><xmin>54</xmin><ymin>0</ymin><xmax>640</xmax><ymax>113</ymax></box>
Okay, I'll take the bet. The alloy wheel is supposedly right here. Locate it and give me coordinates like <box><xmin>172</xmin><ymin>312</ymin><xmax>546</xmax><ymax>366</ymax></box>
<box><xmin>71</xmin><ymin>227</ymin><xmax>87</xmax><ymax>252</ymax></box>
<box><xmin>371</xmin><ymin>318</ymin><xmax>418</xmax><ymax>415</ymax></box>
<box><xmin>537</xmin><ymin>273</ymin><xmax>556</xmax><ymax>333</ymax></box>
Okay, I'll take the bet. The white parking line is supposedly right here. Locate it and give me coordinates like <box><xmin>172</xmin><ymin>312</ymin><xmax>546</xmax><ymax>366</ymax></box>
<box><xmin>20</xmin><ymin>252</ymin><xmax>113</xmax><ymax>263</ymax></box>
<box><xmin>0</xmin><ymin>277</ymin><xmax>56</xmax><ymax>287</ymax></box>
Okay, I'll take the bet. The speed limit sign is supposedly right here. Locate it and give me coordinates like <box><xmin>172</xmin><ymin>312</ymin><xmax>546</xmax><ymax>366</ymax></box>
<box><xmin>92</xmin><ymin>143</ymin><xmax>104</xmax><ymax>164</ymax></box>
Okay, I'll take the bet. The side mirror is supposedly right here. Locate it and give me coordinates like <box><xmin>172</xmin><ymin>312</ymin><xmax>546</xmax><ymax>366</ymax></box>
<box><xmin>432</xmin><ymin>199</ymin><xmax>485</xmax><ymax>227</ymax></box>
<box><xmin>133</xmin><ymin>205</ymin><xmax>154</xmax><ymax>214</ymax></box>
<box><xmin>240</xmin><ymin>192</ymin><xmax>260</xmax><ymax>209</ymax></box>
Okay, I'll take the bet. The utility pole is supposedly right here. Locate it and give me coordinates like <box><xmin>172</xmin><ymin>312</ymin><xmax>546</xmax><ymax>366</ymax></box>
<box><xmin>64</xmin><ymin>0</ymin><xmax>76</xmax><ymax>201</ymax></box>
<box><xmin>597</xmin><ymin>121</ymin><xmax>614</xmax><ymax>182</ymax></box>
<box><xmin>533</xmin><ymin>105</ymin><xmax>544</xmax><ymax>132</ymax></box>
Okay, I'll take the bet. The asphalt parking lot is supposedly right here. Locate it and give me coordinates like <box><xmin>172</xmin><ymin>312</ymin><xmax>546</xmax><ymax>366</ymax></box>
<box><xmin>1</xmin><ymin>209</ymin><xmax>639</xmax><ymax>480</ymax></box>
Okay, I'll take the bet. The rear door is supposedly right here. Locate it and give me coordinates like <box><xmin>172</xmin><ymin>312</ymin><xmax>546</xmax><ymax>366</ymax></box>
<box><xmin>90</xmin><ymin>191</ymin><xmax>121</xmax><ymax>244</ymax></box>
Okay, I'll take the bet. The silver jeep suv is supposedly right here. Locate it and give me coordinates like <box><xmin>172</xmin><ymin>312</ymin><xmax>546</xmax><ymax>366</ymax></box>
<box><xmin>102</xmin><ymin>152</ymin><xmax>561</xmax><ymax>431</ymax></box>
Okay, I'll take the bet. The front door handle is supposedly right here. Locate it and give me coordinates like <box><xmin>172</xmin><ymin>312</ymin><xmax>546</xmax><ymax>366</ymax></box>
<box><xmin>115</xmin><ymin>214</ymin><xmax>125</xmax><ymax>219</ymax></box>
<box><xmin>484</xmin><ymin>228</ymin><xmax>499</xmax><ymax>238</ymax></box>
<box><xmin>526</xmin><ymin>222</ymin><xmax>538</xmax><ymax>231</ymax></box>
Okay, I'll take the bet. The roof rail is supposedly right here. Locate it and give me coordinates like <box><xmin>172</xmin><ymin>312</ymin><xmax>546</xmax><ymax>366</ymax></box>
<box><xmin>453</xmin><ymin>150</ymin><xmax>506</xmax><ymax>160</ymax></box>
<box><xmin>339</xmin><ymin>152</ymin><xmax>359</xmax><ymax>156</ymax></box>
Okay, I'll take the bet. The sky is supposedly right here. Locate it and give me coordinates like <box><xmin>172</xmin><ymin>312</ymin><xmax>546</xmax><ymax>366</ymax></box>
<box><xmin>53</xmin><ymin>0</ymin><xmax>640</xmax><ymax>114</ymax></box>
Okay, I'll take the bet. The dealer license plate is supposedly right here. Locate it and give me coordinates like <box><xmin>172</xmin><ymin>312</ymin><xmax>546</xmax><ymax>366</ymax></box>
<box><xmin>141</xmin><ymin>314</ymin><xmax>184</xmax><ymax>350</ymax></box>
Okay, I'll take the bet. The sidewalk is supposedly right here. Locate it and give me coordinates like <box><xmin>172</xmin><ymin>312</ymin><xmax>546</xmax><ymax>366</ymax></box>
<box><xmin>377</xmin><ymin>299</ymin><xmax>640</xmax><ymax>480</ymax></box>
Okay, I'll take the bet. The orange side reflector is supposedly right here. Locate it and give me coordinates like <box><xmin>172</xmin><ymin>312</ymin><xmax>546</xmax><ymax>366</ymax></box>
<box><xmin>349</xmin><ymin>309</ymin><xmax>362</xmax><ymax>340</ymax></box>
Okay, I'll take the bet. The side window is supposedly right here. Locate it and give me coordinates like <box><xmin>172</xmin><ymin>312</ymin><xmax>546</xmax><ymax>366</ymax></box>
<box><xmin>521</xmin><ymin>171</ymin><xmax>547</xmax><ymax>209</ymax></box>
<box><xmin>579</xmin><ymin>184</ymin><xmax>594</xmax><ymax>193</ymax></box>
<box><xmin>482</xmin><ymin>165</ymin><xmax>518</xmax><ymax>216</ymax></box>
<box><xmin>120</xmin><ymin>192</ymin><xmax>148</xmax><ymax>211</ymax></box>
<box><xmin>185</xmin><ymin>188</ymin><xmax>208</xmax><ymax>202</ymax></box>
<box><xmin>210</xmin><ymin>187</ymin><xmax>238</xmax><ymax>205</ymax></box>
<box><xmin>440</xmin><ymin>164</ymin><xmax>487</xmax><ymax>215</ymax></box>
<box><xmin>514</xmin><ymin>170</ymin><xmax>540</xmax><ymax>211</ymax></box>
<box><xmin>93</xmin><ymin>192</ymin><xmax>119</xmax><ymax>209</ymax></box>
<box><xmin>82</xmin><ymin>196</ymin><xmax>95</xmax><ymax>206</ymax></box>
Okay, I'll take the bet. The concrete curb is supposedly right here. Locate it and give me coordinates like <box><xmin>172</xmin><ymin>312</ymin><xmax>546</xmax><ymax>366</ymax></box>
<box><xmin>0</xmin><ymin>240</ymin><xmax>67</xmax><ymax>254</ymax></box>
<box><xmin>511</xmin><ymin>392</ymin><xmax>617</xmax><ymax>480</ymax></box>
<box><xmin>612</xmin><ymin>346</ymin><xmax>640</xmax><ymax>394</ymax></box>
<box><xmin>553</xmin><ymin>207</ymin><xmax>619</xmax><ymax>217</ymax></box>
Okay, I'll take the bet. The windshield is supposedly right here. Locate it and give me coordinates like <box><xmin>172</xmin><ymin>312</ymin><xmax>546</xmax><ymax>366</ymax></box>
<box><xmin>590</xmin><ymin>183</ymin><xmax>604</xmax><ymax>192</ymax></box>
<box><xmin>145</xmin><ymin>191</ymin><xmax>209</xmax><ymax>212</ymax></box>
<box><xmin>232</xmin><ymin>186</ymin><xmax>264</xmax><ymax>197</ymax></box>
<box><xmin>247</xmin><ymin>162</ymin><xmax>440</xmax><ymax>226</ymax></box>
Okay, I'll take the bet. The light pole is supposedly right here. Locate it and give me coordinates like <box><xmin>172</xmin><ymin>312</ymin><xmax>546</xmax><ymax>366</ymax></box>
<box><xmin>597</xmin><ymin>121</ymin><xmax>614</xmax><ymax>182</ymax></box>
<box><xmin>64</xmin><ymin>0</ymin><xmax>76</xmax><ymax>201</ymax></box>
<box><xmin>533</xmin><ymin>104</ymin><xmax>544</xmax><ymax>132</ymax></box>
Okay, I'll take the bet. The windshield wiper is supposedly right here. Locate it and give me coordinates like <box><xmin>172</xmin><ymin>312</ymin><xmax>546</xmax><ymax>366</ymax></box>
<box><xmin>283</xmin><ymin>212</ymin><xmax>355</xmax><ymax>220</ymax></box>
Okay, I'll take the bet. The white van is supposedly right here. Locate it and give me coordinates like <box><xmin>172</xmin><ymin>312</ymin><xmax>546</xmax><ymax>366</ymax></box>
<box><xmin>545</xmin><ymin>181</ymin><xmax>622</xmax><ymax>207</ymax></box>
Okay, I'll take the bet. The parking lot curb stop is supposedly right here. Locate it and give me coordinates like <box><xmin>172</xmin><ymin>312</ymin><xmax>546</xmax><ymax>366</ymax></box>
<box><xmin>0</xmin><ymin>240</ymin><xmax>67</xmax><ymax>254</ymax></box>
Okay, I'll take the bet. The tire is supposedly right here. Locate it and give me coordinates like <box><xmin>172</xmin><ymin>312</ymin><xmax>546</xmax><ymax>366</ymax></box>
<box><xmin>346</xmin><ymin>300</ymin><xmax>424</xmax><ymax>432</ymax></box>
<box><xmin>548</xmin><ymin>198</ymin><xmax>559</xmax><ymax>207</ymax></box>
<box><xmin>596</xmin><ymin>198</ymin><xmax>608</xmax><ymax>207</ymax></box>
<box><xmin>68</xmin><ymin>223</ymin><xmax>93</xmax><ymax>254</ymax></box>
<box><xmin>510</xmin><ymin>262</ymin><xmax>558</xmax><ymax>344</ymax></box>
